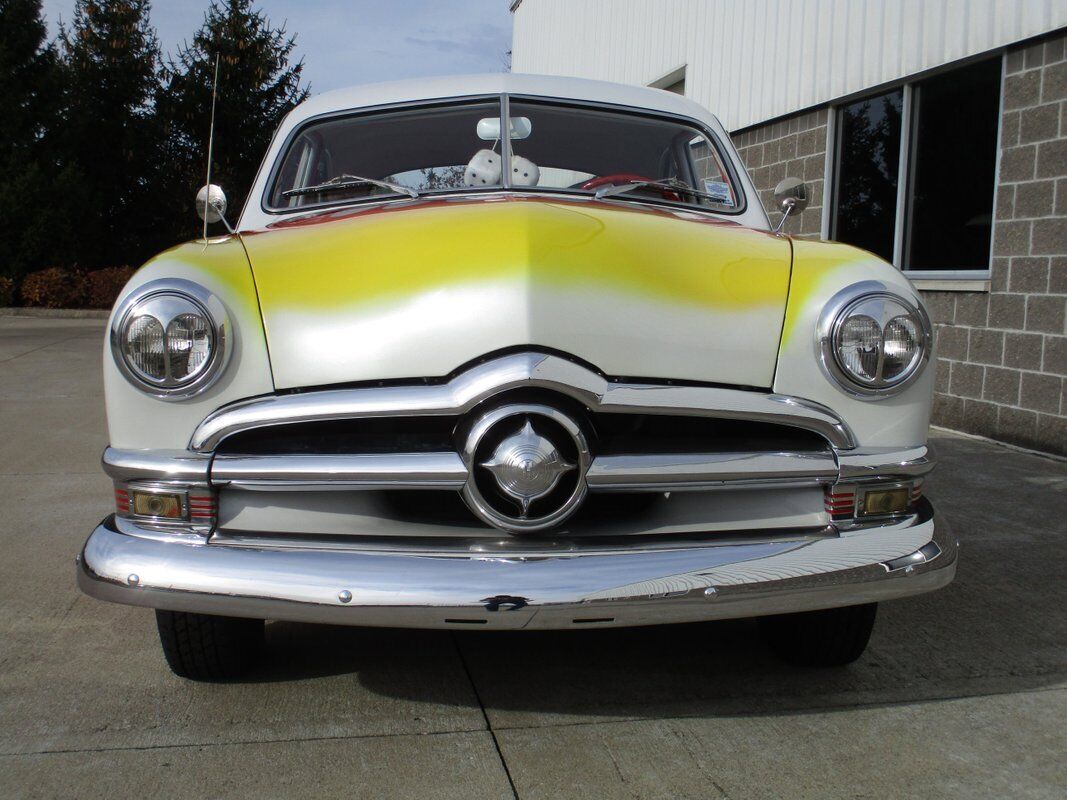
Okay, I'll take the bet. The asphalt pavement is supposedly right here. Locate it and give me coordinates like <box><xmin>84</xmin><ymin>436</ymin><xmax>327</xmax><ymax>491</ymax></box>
<box><xmin>0</xmin><ymin>316</ymin><xmax>1064</xmax><ymax>799</ymax></box>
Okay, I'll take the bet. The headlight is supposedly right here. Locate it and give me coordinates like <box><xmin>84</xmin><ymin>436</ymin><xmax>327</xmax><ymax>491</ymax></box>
<box><xmin>819</xmin><ymin>286</ymin><xmax>931</xmax><ymax>397</ymax></box>
<box><xmin>111</xmin><ymin>280</ymin><xmax>229</xmax><ymax>398</ymax></box>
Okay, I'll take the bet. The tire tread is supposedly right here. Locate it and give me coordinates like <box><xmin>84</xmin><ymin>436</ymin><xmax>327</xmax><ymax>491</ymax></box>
<box><xmin>760</xmin><ymin>603</ymin><xmax>877</xmax><ymax>667</ymax></box>
<box><xmin>156</xmin><ymin>610</ymin><xmax>263</xmax><ymax>681</ymax></box>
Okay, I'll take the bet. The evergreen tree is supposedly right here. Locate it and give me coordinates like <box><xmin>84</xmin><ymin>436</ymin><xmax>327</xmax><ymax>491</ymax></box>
<box><xmin>0</xmin><ymin>0</ymin><xmax>65</xmax><ymax>282</ymax></box>
<box><xmin>58</xmin><ymin>0</ymin><xmax>163</xmax><ymax>269</ymax></box>
<box><xmin>158</xmin><ymin>0</ymin><xmax>309</xmax><ymax>240</ymax></box>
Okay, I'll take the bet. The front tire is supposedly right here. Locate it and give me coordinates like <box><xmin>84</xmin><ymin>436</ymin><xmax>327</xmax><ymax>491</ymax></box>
<box><xmin>155</xmin><ymin>610</ymin><xmax>264</xmax><ymax>680</ymax></box>
<box><xmin>759</xmin><ymin>603</ymin><xmax>877</xmax><ymax>667</ymax></box>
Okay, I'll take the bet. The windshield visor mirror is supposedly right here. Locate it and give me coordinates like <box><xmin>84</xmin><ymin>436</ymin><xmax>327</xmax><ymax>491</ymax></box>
<box><xmin>477</xmin><ymin>116</ymin><xmax>532</xmax><ymax>140</ymax></box>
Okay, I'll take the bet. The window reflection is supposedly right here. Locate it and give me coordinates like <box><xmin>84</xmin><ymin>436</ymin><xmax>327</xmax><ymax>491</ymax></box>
<box><xmin>905</xmin><ymin>58</ymin><xmax>1001</xmax><ymax>270</ymax></box>
<box><xmin>832</xmin><ymin>90</ymin><xmax>903</xmax><ymax>262</ymax></box>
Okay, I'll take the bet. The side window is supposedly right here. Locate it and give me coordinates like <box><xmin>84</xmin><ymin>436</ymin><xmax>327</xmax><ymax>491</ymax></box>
<box><xmin>689</xmin><ymin>136</ymin><xmax>736</xmax><ymax>207</ymax></box>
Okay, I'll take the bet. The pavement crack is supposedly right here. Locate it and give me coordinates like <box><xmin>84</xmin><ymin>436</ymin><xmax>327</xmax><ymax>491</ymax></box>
<box><xmin>0</xmin><ymin>333</ymin><xmax>87</xmax><ymax>366</ymax></box>
<box><xmin>451</xmin><ymin>632</ymin><xmax>521</xmax><ymax>800</ymax></box>
<box><xmin>0</xmin><ymin>726</ymin><xmax>490</xmax><ymax>759</ymax></box>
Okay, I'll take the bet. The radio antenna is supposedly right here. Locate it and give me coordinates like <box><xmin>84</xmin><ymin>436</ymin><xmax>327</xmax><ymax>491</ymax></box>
<box><xmin>203</xmin><ymin>53</ymin><xmax>221</xmax><ymax>242</ymax></box>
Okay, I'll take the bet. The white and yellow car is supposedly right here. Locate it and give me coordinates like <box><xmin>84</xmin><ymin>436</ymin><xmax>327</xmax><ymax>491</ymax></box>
<box><xmin>78</xmin><ymin>74</ymin><xmax>956</xmax><ymax>680</ymax></box>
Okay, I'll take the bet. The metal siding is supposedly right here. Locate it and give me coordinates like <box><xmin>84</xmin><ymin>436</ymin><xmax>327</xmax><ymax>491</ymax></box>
<box><xmin>511</xmin><ymin>0</ymin><xmax>1067</xmax><ymax>130</ymax></box>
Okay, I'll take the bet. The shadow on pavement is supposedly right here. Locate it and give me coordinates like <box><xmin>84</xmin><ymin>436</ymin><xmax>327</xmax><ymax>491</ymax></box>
<box><xmin>245</xmin><ymin>434</ymin><xmax>1067</xmax><ymax>721</ymax></box>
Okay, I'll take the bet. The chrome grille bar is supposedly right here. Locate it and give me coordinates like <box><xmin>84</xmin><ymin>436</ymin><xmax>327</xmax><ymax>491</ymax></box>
<box><xmin>586</xmin><ymin>451</ymin><xmax>838</xmax><ymax>492</ymax></box>
<box><xmin>211</xmin><ymin>452</ymin><xmax>467</xmax><ymax>491</ymax></box>
<box><xmin>206</xmin><ymin>450</ymin><xmax>837</xmax><ymax>493</ymax></box>
<box><xmin>190</xmin><ymin>352</ymin><xmax>856</xmax><ymax>452</ymax></box>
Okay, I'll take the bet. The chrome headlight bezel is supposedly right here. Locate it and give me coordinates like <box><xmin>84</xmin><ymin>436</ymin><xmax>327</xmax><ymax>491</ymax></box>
<box><xmin>817</xmin><ymin>282</ymin><xmax>932</xmax><ymax>399</ymax></box>
<box><xmin>110</xmin><ymin>279</ymin><xmax>230</xmax><ymax>400</ymax></box>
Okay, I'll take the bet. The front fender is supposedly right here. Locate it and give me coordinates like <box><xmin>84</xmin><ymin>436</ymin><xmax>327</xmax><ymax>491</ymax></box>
<box><xmin>774</xmin><ymin>238</ymin><xmax>934</xmax><ymax>450</ymax></box>
<box><xmin>103</xmin><ymin>236</ymin><xmax>274</xmax><ymax>450</ymax></box>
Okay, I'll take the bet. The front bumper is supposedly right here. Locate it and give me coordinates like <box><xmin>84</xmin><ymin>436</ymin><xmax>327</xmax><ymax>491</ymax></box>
<box><xmin>77</xmin><ymin>500</ymin><xmax>956</xmax><ymax>630</ymax></box>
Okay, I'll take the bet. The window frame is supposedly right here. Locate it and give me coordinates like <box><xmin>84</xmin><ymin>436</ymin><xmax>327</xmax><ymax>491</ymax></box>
<box><xmin>260</xmin><ymin>94</ymin><xmax>507</xmax><ymax>214</ymax></box>
<box><xmin>503</xmin><ymin>94</ymin><xmax>747</xmax><ymax>215</ymax></box>
<box><xmin>260</xmin><ymin>92</ymin><xmax>748</xmax><ymax>218</ymax></box>
<box><xmin>827</xmin><ymin>53</ymin><xmax>1005</xmax><ymax>285</ymax></box>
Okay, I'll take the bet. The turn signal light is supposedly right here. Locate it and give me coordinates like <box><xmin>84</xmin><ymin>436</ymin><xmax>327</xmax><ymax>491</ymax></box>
<box><xmin>859</xmin><ymin>487</ymin><xmax>910</xmax><ymax>517</ymax></box>
<box><xmin>826</xmin><ymin>480</ymin><xmax>922</xmax><ymax>522</ymax></box>
<box><xmin>131</xmin><ymin>490</ymin><xmax>184</xmax><ymax>519</ymax></box>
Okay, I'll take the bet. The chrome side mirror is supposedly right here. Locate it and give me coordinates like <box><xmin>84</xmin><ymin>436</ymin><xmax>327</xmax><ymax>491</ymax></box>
<box><xmin>772</xmin><ymin>177</ymin><xmax>810</xmax><ymax>233</ymax></box>
<box><xmin>195</xmin><ymin>184</ymin><xmax>228</xmax><ymax>224</ymax></box>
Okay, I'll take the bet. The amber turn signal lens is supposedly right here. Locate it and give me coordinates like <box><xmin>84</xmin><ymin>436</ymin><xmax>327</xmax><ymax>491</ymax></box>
<box><xmin>860</xmin><ymin>487</ymin><xmax>910</xmax><ymax>517</ymax></box>
<box><xmin>131</xmin><ymin>491</ymin><xmax>183</xmax><ymax>519</ymax></box>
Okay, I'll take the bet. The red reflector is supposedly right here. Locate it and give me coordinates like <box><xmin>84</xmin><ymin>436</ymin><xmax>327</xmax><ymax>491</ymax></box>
<box><xmin>188</xmin><ymin>494</ymin><xmax>217</xmax><ymax>522</ymax></box>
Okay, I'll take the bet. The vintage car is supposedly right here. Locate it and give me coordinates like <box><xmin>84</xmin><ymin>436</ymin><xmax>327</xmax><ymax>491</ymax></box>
<box><xmin>77</xmin><ymin>74</ymin><xmax>956</xmax><ymax>680</ymax></box>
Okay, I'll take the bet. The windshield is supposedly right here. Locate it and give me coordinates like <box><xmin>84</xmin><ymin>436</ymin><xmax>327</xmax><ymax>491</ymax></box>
<box><xmin>266</xmin><ymin>97</ymin><xmax>740</xmax><ymax>213</ymax></box>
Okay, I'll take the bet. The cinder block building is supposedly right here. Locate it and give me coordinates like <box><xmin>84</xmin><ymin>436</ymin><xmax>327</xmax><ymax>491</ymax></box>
<box><xmin>511</xmin><ymin>0</ymin><xmax>1067</xmax><ymax>454</ymax></box>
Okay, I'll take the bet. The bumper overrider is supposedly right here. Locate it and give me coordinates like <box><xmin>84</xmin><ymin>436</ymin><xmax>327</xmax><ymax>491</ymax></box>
<box><xmin>78</xmin><ymin>352</ymin><xmax>957</xmax><ymax>630</ymax></box>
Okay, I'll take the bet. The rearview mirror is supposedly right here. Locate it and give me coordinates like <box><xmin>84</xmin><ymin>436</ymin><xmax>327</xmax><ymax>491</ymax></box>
<box><xmin>477</xmin><ymin>116</ymin><xmax>532</xmax><ymax>141</ymax></box>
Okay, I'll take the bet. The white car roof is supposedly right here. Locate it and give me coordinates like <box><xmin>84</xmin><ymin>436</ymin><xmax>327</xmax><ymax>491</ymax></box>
<box><xmin>294</xmin><ymin>73</ymin><xmax>720</xmax><ymax>126</ymax></box>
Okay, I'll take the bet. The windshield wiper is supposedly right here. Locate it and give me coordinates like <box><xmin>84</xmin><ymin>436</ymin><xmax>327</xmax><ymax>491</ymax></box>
<box><xmin>282</xmin><ymin>174</ymin><xmax>418</xmax><ymax>199</ymax></box>
<box><xmin>594</xmin><ymin>177</ymin><xmax>726</xmax><ymax>204</ymax></box>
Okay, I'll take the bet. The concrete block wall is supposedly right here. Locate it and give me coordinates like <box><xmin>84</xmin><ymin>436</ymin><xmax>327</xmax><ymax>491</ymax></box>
<box><xmin>730</xmin><ymin>30</ymin><xmax>1067</xmax><ymax>455</ymax></box>
<box><xmin>732</xmin><ymin>108</ymin><xmax>829</xmax><ymax>238</ymax></box>
<box><xmin>925</xmin><ymin>32</ymin><xmax>1066</xmax><ymax>455</ymax></box>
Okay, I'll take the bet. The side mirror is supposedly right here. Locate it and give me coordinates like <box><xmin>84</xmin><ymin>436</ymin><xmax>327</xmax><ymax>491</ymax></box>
<box><xmin>195</xmin><ymin>184</ymin><xmax>228</xmax><ymax>224</ymax></box>
<box><xmin>772</xmin><ymin>177</ymin><xmax>809</xmax><ymax>233</ymax></box>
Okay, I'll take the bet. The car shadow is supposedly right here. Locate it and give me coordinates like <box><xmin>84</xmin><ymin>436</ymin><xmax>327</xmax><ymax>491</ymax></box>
<box><xmin>242</xmin><ymin>435</ymin><xmax>1066</xmax><ymax>719</ymax></box>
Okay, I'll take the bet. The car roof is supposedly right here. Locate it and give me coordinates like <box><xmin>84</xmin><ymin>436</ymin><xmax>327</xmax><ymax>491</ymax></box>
<box><xmin>291</xmin><ymin>73</ymin><xmax>719</xmax><ymax>125</ymax></box>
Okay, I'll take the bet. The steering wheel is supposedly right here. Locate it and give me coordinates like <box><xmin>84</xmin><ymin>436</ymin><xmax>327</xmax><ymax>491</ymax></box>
<box><xmin>579</xmin><ymin>173</ymin><xmax>680</xmax><ymax>201</ymax></box>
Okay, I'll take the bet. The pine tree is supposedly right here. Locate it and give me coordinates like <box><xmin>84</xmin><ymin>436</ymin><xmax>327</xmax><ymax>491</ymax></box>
<box><xmin>157</xmin><ymin>0</ymin><xmax>309</xmax><ymax>240</ymax></box>
<box><xmin>0</xmin><ymin>0</ymin><xmax>66</xmax><ymax>283</ymax></box>
<box><xmin>58</xmin><ymin>0</ymin><xmax>163</xmax><ymax>269</ymax></box>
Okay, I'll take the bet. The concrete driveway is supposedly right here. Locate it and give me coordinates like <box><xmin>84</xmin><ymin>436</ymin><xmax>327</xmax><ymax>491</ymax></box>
<box><xmin>0</xmin><ymin>316</ymin><xmax>1064</xmax><ymax>799</ymax></box>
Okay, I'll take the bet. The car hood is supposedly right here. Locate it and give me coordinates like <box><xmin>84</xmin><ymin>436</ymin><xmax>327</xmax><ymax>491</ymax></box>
<box><xmin>241</xmin><ymin>196</ymin><xmax>792</xmax><ymax>390</ymax></box>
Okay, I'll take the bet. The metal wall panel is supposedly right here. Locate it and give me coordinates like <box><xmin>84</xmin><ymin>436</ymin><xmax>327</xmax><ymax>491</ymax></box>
<box><xmin>511</xmin><ymin>0</ymin><xmax>1066</xmax><ymax>130</ymax></box>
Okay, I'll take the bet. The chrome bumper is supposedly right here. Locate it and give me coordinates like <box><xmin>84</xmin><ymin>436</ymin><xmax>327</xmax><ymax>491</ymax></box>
<box><xmin>77</xmin><ymin>500</ymin><xmax>956</xmax><ymax>630</ymax></box>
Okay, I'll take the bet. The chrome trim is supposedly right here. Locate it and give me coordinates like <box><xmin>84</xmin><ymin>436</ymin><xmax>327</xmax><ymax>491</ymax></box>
<box><xmin>209</xmin><ymin>526</ymin><xmax>839</xmax><ymax>556</ymax></box>
<box><xmin>884</xmin><ymin>541</ymin><xmax>942</xmax><ymax>572</ymax></box>
<box><xmin>460</xmin><ymin>403</ymin><xmax>590</xmax><ymax>533</ymax></box>
<box><xmin>190</xmin><ymin>352</ymin><xmax>857</xmax><ymax>452</ymax></box>
<box><xmin>816</xmin><ymin>282</ymin><xmax>933</xmax><ymax>400</ymax></box>
<box><xmin>586</xmin><ymin>451</ymin><xmax>838</xmax><ymax>492</ymax></box>
<box><xmin>104</xmin><ymin>441</ymin><xmax>934</xmax><ymax>499</ymax></box>
<box><xmin>103</xmin><ymin>447</ymin><xmax>211</xmax><ymax>484</ymax></box>
<box><xmin>114</xmin><ymin>514</ymin><xmax>210</xmax><ymax>543</ymax></box>
<box><xmin>110</xmin><ymin>279</ymin><xmax>231</xmax><ymax>400</ymax></box>
<box><xmin>78</xmin><ymin>500</ymin><xmax>956</xmax><ymax>630</ymax></box>
<box><xmin>211</xmin><ymin>452</ymin><xmax>467</xmax><ymax>490</ymax></box>
<box><xmin>837</xmin><ymin>446</ymin><xmax>933</xmax><ymax>481</ymax></box>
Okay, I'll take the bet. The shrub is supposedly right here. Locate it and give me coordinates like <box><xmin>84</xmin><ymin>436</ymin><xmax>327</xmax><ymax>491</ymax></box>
<box><xmin>19</xmin><ymin>267</ymin><xmax>87</xmax><ymax>308</ymax></box>
<box><xmin>85</xmin><ymin>266</ymin><xmax>136</xmax><ymax>309</ymax></box>
<box><xmin>0</xmin><ymin>276</ymin><xmax>13</xmax><ymax>307</ymax></box>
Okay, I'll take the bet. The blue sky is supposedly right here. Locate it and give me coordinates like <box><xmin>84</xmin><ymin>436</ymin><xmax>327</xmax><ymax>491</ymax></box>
<box><xmin>40</xmin><ymin>0</ymin><xmax>514</xmax><ymax>94</ymax></box>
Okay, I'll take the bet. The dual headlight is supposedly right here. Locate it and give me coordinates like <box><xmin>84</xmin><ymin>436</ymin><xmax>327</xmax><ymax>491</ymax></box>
<box><xmin>111</xmin><ymin>280</ymin><xmax>228</xmax><ymax>398</ymax></box>
<box><xmin>820</xmin><ymin>287</ymin><xmax>932</xmax><ymax>397</ymax></box>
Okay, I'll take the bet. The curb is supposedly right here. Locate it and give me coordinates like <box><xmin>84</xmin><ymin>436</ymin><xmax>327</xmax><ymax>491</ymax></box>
<box><xmin>0</xmin><ymin>307</ymin><xmax>109</xmax><ymax>320</ymax></box>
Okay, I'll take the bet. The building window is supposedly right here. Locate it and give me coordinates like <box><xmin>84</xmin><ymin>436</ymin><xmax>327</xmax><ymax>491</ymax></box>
<box><xmin>831</xmin><ymin>56</ymin><xmax>1002</xmax><ymax>276</ymax></box>
<box><xmin>831</xmin><ymin>90</ymin><xmax>903</xmax><ymax>263</ymax></box>
<box><xmin>904</xmin><ymin>58</ymin><xmax>1002</xmax><ymax>270</ymax></box>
